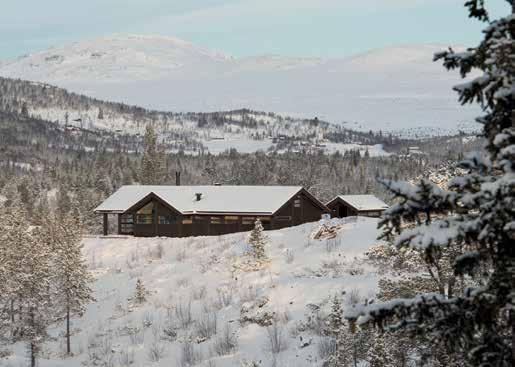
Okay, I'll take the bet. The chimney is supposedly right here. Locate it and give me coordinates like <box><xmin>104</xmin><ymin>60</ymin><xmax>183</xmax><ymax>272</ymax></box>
<box><xmin>175</xmin><ymin>171</ymin><xmax>181</xmax><ymax>186</ymax></box>
<box><xmin>195</xmin><ymin>193</ymin><xmax>202</xmax><ymax>201</ymax></box>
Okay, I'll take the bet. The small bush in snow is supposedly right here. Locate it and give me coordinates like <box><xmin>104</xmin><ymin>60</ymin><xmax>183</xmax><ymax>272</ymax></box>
<box><xmin>175</xmin><ymin>300</ymin><xmax>193</xmax><ymax>329</ymax></box>
<box><xmin>284</xmin><ymin>249</ymin><xmax>295</xmax><ymax>264</ymax></box>
<box><xmin>239</xmin><ymin>285</ymin><xmax>259</xmax><ymax>304</ymax></box>
<box><xmin>324</xmin><ymin>237</ymin><xmax>339</xmax><ymax>253</ymax></box>
<box><xmin>317</xmin><ymin>336</ymin><xmax>337</xmax><ymax>360</ymax></box>
<box><xmin>214</xmin><ymin>287</ymin><xmax>233</xmax><ymax>309</ymax></box>
<box><xmin>180</xmin><ymin>341</ymin><xmax>201</xmax><ymax>367</ymax></box>
<box><xmin>213</xmin><ymin>324</ymin><xmax>238</xmax><ymax>356</ymax></box>
<box><xmin>346</xmin><ymin>288</ymin><xmax>362</xmax><ymax>306</ymax></box>
<box><xmin>195</xmin><ymin>312</ymin><xmax>218</xmax><ymax>340</ymax></box>
<box><xmin>147</xmin><ymin>337</ymin><xmax>166</xmax><ymax>362</ymax></box>
<box><xmin>134</xmin><ymin>278</ymin><xmax>147</xmax><ymax>304</ymax></box>
<box><xmin>119</xmin><ymin>346</ymin><xmax>134</xmax><ymax>367</ymax></box>
<box><xmin>191</xmin><ymin>285</ymin><xmax>207</xmax><ymax>300</ymax></box>
<box><xmin>248</xmin><ymin>219</ymin><xmax>268</xmax><ymax>260</ymax></box>
<box><xmin>176</xmin><ymin>247</ymin><xmax>187</xmax><ymax>262</ymax></box>
<box><xmin>176</xmin><ymin>276</ymin><xmax>190</xmax><ymax>288</ymax></box>
<box><xmin>265</xmin><ymin>321</ymin><xmax>288</xmax><ymax>355</ymax></box>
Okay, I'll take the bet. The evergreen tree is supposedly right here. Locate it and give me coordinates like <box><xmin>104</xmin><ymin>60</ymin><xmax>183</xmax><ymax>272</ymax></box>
<box><xmin>140</xmin><ymin>124</ymin><xmax>164</xmax><ymax>184</ymax></box>
<box><xmin>10</xmin><ymin>219</ymin><xmax>55</xmax><ymax>367</ymax></box>
<box><xmin>134</xmin><ymin>278</ymin><xmax>146</xmax><ymax>304</ymax></box>
<box><xmin>41</xmin><ymin>214</ymin><xmax>94</xmax><ymax>356</ymax></box>
<box><xmin>347</xmin><ymin>2</ymin><xmax>515</xmax><ymax>365</ymax></box>
<box><xmin>248</xmin><ymin>219</ymin><xmax>268</xmax><ymax>260</ymax></box>
<box><xmin>367</xmin><ymin>331</ymin><xmax>394</xmax><ymax>367</ymax></box>
<box><xmin>55</xmin><ymin>185</ymin><xmax>71</xmax><ymax>218</ymax></box>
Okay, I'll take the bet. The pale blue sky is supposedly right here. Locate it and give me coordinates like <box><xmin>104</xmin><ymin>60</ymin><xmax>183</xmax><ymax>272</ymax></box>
<box><xmin>0</xmin><ymin>0</ymin><xmax>510</xmax><ymax>59</ymax></box>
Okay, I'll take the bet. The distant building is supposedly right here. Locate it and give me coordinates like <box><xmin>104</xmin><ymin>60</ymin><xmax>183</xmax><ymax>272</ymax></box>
<box><xmin>95</xmin><ymin>185</ymin><xmax>330</xmax><ymax>237</ymax></box>
<box><xmin>326</xmin><ymin>195</ymin><xmax>388</xmax><ymax>218</ymax></box>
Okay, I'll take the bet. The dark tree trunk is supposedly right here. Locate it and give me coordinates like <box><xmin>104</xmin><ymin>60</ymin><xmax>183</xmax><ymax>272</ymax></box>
<box><xmin>30</xmin><ymin>342</ymin><xmax>36</xmax><ymax>367</ymax></box>
<box><xmin>66</xmin><ymin>305</ymin><xmax>71</xmax><ymax>355</ymax></box>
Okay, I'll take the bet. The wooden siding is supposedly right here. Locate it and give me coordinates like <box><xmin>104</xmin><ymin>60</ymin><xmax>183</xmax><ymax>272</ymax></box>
<box><xmin>327</xmin><ymin>199</ymin><xmax>385</xmax><ymax>218</ymax></box>
<box><xmin>120</xmin><ymin>189</ymin><xmax>328</xmax><ymax>238</ymax></box>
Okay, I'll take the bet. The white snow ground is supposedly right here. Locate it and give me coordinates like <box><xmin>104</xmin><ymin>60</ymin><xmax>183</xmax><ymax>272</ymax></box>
<box><xmin>0</xmin><ymin>35</ymin><xmax>480</xmax><ymax>134</ymax></box>
<box><xmin>4</xmin><ymin>217</ymin><xmax>383</xmax><ymax>367</ymax></box>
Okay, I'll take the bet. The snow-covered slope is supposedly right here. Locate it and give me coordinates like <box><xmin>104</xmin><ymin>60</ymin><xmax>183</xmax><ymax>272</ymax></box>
<box><xmin>0</xmin><ymin>35</ymin><xmax>479</xmax><ymax>134</ymax></box>
<box><xmin>4</xmin><ymin>217</ymin><xmax>382</xmax><ymax>367</ymax></box>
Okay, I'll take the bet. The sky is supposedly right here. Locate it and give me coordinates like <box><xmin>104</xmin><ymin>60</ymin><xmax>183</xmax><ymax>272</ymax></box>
<box><xmin>0</xmin><ymin>0</ymin><xmax>510</xmax><ymax>59</ymax></box>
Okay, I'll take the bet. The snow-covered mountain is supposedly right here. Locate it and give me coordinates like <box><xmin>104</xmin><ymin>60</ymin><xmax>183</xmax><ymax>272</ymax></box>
<box><xmin>0</xmin><ymin>35</ymin><xmax>479</xmax><ymax>135</ymax></box>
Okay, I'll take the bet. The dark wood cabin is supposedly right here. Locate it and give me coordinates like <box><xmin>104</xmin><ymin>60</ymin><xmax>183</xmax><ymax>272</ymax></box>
<box><xmin>95</xmin><ymin>185</ymin><xmax>330</xmax><ymax>237</ymax></box>
<box><xmin>326</xmin><ymin>195</ymin><xmax>388</xmax><ymax>218</ymax></box>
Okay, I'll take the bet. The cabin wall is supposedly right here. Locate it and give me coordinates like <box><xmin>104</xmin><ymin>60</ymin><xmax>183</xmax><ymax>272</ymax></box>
<box><xmin>328</xmin><ymin>201</ymin><xmax>384</xmax><ymax>218</ymax></box>
<box><xmin>122</xmin><ymin>191</ymin><xmax>327</xmax><ymax>238</ymax></box>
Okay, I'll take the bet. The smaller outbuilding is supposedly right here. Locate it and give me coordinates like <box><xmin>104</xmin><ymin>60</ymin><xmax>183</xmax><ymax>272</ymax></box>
<box><xmin>326</xmin><ymin>194</ymin><xmax>388</xmax><ymax>218</ymax></box>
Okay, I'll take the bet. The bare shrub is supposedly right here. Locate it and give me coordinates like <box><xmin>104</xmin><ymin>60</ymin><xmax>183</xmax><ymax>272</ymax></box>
<box><xmin>192</xmin><ymin>285</ymin><xmax>207</xmax><ymax>300</ymax></box>
<box><xmin>147</xmin><ymin>337</ymin><xmax>167</xmax><ymax>362</ymax></box>
<box><xmin>128</xmin><ymin>326</ymin><xmax>145</xmax><ymax>345</ymax></box>
<box><xmin>213</xmin><ymin>324</ymin><xmax>238</xmax><ymax>356</ymax></box>
<box><xmin>284</xmin><ymin>249</ymin><xmax>295</xmax><ymax>264</ymax></box>
<box><xmin>180</xmin><ymin>341</ymin><xmax>201</xmax><ymax>367</ymax></box>
<box><xmin>325</xmin><ymin>237</ymin><xmax>339</xmax><ymax>253</ymax></box>
<box><xmin>239</xmin><ymin>285</ymin><xmax>259</xmax><ymax>304</ymax></box>
<box><xmin>321</xmin><ymin>259</ymin><xmax>344</xmax><ymax>276</ymax></box>
<box><xmin>176</xmin><ymin>247</ymin><xmax>187</xmax><ymax>262</ymax></box>
<box><xmin>317</xmin><ymin>336</ymin><xmax>337</xmax><ymax>360</ymax></box>
<box><xmin>195</xmin><ymin>312</ymin><xmax>218</xmax><ymax>340</ymax></box>
<box><xmin>119</xmin><ymin>346</ymin><xmax>134</xmax><ymax>367</ymax></box>
<box><xmin>347</xmin><ymin>288</ymin><xmax>361</xmax><ymax>305</ymax></box>
<box><xmin>265</xmin><ymin>321</ymin><xmax>288</xmax><ymax>354</ymax></box>
<box><xmin>175</xmin><ymin>300</ymin><xmax>193</xmax><ymax>329</ymax></box>
<box><xmin>142</xmin><ymin>311</ymin><xmax>154</xmax><ymax>328</ymax></box>
<box><xmin>346</xmin><ymin>265</ymin><xmax>365</xmax><ymax>276</ymax></box>
<box><xmin>154</xmin><ymin>243</ymin><xmax>164</xmax><ymax>259</ymax></box>
<box><xmin>214</xmin><ymin>287</ymin><xmax>233</xmax><ymax>309</ymax></box>
<box><xmin>176</xmin><ymin>277</ymin><xmax>190</xmax><ymax>288</ymax></box>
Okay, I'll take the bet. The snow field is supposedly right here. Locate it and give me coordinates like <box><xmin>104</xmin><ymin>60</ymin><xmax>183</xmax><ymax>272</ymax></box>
<box><xmin>5</xmin><ymin>217</ymin><xmax>382</xmax><ymax>367</ymax></box>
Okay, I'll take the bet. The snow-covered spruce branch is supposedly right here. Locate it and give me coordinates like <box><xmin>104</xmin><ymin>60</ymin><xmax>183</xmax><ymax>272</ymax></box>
<box><xmin>348</xmin><ymin>2</ymin><xmax>515</xmax><ymax>366</ymax></box>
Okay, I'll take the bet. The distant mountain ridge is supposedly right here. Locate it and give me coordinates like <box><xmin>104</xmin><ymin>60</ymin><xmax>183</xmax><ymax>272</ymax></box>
<box><xmin>0</xmin><ymin>35</ymin><xmax>480</xmax><ymax>135</ymax></box>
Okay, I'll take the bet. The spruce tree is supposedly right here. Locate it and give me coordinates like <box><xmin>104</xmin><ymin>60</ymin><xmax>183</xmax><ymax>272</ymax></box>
<box><xmin>140</xmin><ymin>124</ymin><xmax>164</xmax><ymax>185</ymax></box>
<box><xmin>347</xmin><ymin>2</ymin><xmax>515</xmax><ymax>365</ymax></box>
<box><xmin>41</xmin><ymin>214</ymin><xmax>94</xmax><ymax>356</ymax></box>
<box><xmin>135</xmin><ymin>278</ymin><xmax>146</xmax><ymax>304</ymax></box>
<box><xmin>248</xmin><ymin>219</ymin><xmax>268</xmax><ymax>260</ymax></box>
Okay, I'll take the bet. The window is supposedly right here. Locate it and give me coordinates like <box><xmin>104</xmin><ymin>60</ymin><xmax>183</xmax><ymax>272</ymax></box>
<box><xmin>120</xmin><ymin>214</ymin><xmax>134</xmax><ymax>233</ymax></box>
<box><xmin>276</xmin><ymin>216</ymin><xmax>291</xmax><ymax>221</ymax></box>
<box><xmin>225</xmin><ymin>216</ymin><xmax>239</xmax><ymax>223</ymax></box>
<box><xmin>136</xmin><ymin>214</ymin><xmax>152</xmax><ymax>224</ymax></box>
<box><xmin>136</xmin><ymin>202</ymin><xmax>154</xmax><ymax>224</ymax></box>
<box><xmin>210</xmin><ymin>216</ymin><xmax>222</xmax><ymax>224</ymax></box>
<box><xmin>159</xmin><ymin>215</ymin><xmax>177</xmax><ymax>224</ymax></box>
<box><xmin>294</xmin><ymin>198</ymin><xmax>301</xmax><ymax>208</ymax></box>
<box><xmin>182</xmin><ymin>216</ymin><xmax>193</xmax><ymax>224</ymax></box>
<box><xmin>257</xmin><ymin>216</ymin><xmax>271</xmax><ymax>223</ymax></box>
<box><xmin>242</xmin><ymin>217</ymin><xmax>255</xmax><ymax>225</ymax></box>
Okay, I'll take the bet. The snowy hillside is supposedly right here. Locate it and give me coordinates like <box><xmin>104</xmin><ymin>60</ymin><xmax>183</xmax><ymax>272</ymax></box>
<box><xmin>4</xmin><ymin>217</ymin><xmax>382</xmax><ymax>367</ymax></box>
<box><xmin>0</xmin><ymin>35</ymin><xmax>480</xmax><ymax>134</ymax></box>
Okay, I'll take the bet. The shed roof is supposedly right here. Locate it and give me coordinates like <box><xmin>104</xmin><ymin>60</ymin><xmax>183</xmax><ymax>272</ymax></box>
<box><xmin>329</xmin><ymin>194</ymin><xmax>388</xmax><ymax>212</ymax></box>
<box><xmin>94</xmin><ymin>185</ymin><xmax>307</xmax><ymax>215</ymax></box>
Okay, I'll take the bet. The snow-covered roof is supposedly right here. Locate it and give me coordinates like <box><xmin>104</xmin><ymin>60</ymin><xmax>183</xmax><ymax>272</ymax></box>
<box><xmin>330</xmin><ymin>195</ymin><xmax>388</xmax><ymax>211</ymax></box>
<box><xmin>94</xmin><ymin>185</ymin><xmax>305</xmax><ymax>215</ymax></box>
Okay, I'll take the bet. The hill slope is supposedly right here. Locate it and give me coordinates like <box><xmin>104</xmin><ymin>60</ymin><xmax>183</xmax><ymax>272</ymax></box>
<box><xmin>0</xmin><ymin>35</ymin><xmax>479</xmax><ymax>134</ymax></box>
<box><xmin>4</xmin><ymin>217</ymin><xmax>382</xmax><ymax>367</ymax></box>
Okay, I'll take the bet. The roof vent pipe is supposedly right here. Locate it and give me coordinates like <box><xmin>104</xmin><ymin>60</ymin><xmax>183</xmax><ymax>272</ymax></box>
<box><xmin>195</xmin><ymin>193</ymin><xmax>202</xmax><ymax>201</ymax></box>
